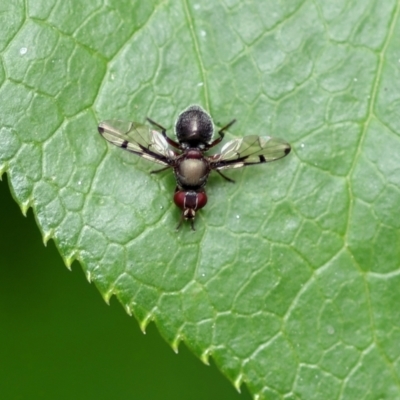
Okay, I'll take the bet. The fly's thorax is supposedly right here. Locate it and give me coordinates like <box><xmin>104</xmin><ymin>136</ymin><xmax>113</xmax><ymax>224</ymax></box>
<box><xmin>174</xmin><ymin>150</ymin><xmax>210</xmax><ymax>189</ymax></box>
<box><xmin>175</xmin><ymin>105</ymin><xmax>214</xmax><ymax>146</ymax></box>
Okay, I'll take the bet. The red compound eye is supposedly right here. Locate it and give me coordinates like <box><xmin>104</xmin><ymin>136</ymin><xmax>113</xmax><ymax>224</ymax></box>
<box><xmin>174</xmin><ymin>191</ymin><xmax>186</xmax><ymax>210</ymax></box>
<box><xmin>174</xmin><ymin>191</ymin><xmax>208</xmax><ymax>210</ymax></box>
<box><xmin>196</xmin><ymin>192</ymin><xmax>207</xmax><ymax>209</ymax></box>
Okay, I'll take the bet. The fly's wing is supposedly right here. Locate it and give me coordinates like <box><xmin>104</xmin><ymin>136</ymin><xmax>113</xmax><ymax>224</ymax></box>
<box><xmin>98</xmin><ymin>120</ymin><xmax>177</xmax><ymax>166</ymax></box>
<box><xmin>209</xmin><ymin>135</ymin><xmax>291</xmax><ymax>170</ymax></box>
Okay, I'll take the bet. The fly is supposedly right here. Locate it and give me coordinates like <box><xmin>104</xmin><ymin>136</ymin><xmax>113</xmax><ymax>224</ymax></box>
<box><xmin>98</xmin><ymin>105</ymin><xmax>291</xmax><ymax>230</ymax></box>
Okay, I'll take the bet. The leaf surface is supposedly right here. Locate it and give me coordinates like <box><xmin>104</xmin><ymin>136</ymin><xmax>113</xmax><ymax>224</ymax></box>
<box><xmin>1</xmin><ymin>0</ymin><xmax>400</xmax><ymax>398</ymax></box>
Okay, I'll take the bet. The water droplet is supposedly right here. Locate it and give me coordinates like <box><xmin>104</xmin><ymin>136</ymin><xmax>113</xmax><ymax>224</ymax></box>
<box><xmin>20</xmin><ymin>47</ymin><xmax>27</xmax><ymax>55</ymax></box>
<box><xmin>200</xmin><ymin>30</ymin><xmax>206</xmax><ymax>37</ymax></box>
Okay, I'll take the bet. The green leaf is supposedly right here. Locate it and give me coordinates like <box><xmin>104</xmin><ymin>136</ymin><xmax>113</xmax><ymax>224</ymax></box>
<box><xmin>1</xmin><ymin>0</ymin><xmax>400</xmax><ymax>398</ymax></box>
<box><xmin>0</xmin><ymin>179</ymin><xmax>251</xmax><ymax>399</ymax></box>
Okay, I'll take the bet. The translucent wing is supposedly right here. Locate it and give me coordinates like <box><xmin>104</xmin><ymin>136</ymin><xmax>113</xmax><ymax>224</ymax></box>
<box><xmin>98</xmin><ymin>120</ymin><xmax>177</xmax><ymax>166</ymax></box>
<box><xmin>210</xmin><ymin>135</ymin><xmax>291</xmax><ymax>170</ymax></box>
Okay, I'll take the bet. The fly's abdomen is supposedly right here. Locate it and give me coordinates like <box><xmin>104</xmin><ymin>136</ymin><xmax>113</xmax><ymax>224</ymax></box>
<box><xmin>175</xmin><ymin>157</ymin><xmax>209</xmax><ymax>189</ymax></box>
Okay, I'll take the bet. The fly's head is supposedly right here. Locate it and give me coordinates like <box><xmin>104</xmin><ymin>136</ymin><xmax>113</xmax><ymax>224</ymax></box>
<box><xmin>173</xmin><ymin>190</ymin><xmax>208</xmax><ymax>230</ymax></box>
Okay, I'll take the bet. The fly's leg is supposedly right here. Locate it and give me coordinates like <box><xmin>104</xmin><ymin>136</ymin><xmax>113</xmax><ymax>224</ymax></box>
<box><xmin>176</xmin><ymin>213</ymin><xmax>185</xmax><ymax>230</ymax></box>
<box><xmin>146</xmin><ymin>117</ymin><xmax>166</xmax><ymax>134</ymax></box>
<box><xmin>215</xmin><ymin>169</ymin><xmax>235</xmax><ymax>183</ymax></box>
<box><xmin>150</xmin><ymin>166</ymin><xmax>171</xmax><ymax>174</ymax></box>
<box><xmin>147</xmin><ymin>117</ymin><xmax>180</xmax><ymax>149</ymax></box>
<box><xmin>208</xmin><ymin>119</ymin><xmax>237</xmax><ymax>149</ymax></box>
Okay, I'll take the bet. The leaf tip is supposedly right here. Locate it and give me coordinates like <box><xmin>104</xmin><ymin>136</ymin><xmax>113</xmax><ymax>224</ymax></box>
<box><xmin>139</xmin><ymin>313</ymin><xmax>153</xmax><ymax>334</ymax></box>
<box><xmin>64</xmin><ymin>252</ymin><xmax>77</xmax><ymax>270</ymax></box>
<box><xmin>171</xmin><ymin>335</ymin><xmax>181</xmax><ymax>354</ymax></box>
<box><xmin>20</xmin><ymin>199</ymin><xmax>32</xmax><ymax>216</ymax></box>
<box><xmin>102</xmin><ymin>287</ymin><xmax>115</xmax><ymax>305</ymax></box>
<box><xmin>43</xmin><ymin>229</ymin><xmax>54</xmax><ymax>246</ymax></box>
<box><xmin>124</xmin><ymin>304</ymin><xmax>132</xmax><ymax>316</ymax></box>
<box><xmin>85</xmin><ymin>269</ymin><xmax>92</xmax><ymax>282</ymax></box>
<box><xmin>0</xmin><ymin>165</ymin><xmax>6</xmax><ymax>178</ymax></box>
<box><xmin>200</xmin><ymin>348</ymin><xmax>211</xmax><ymax>365</ymax></box>
<box><xmin>233</xmin><ymin>373</ymin><xmax>243</xmax><ymax>393</ymax></box>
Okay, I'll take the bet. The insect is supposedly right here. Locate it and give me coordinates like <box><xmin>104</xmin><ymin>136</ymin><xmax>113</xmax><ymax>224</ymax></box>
<box><xmin>98</xmin><ymin>105</ymin><xmax>291</xmax><ymax>230</ymax></box>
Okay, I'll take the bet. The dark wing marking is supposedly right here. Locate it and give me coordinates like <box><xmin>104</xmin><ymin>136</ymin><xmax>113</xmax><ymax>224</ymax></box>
<box><xmin>209</xmin><ymin>135</ymin><xmax>291</xmax><ymax>170</ymax></box>
<box><xmin>98</xmin><ymin>120</ymin><xmax>177</xmax><ymax>166</ymax></box>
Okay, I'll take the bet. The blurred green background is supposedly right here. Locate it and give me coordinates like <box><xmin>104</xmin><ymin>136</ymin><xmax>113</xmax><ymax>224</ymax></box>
<box><xmin>0</xmin><ymin>177</ymin><xmax>251</xmax><ymax>400</ymax></box>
